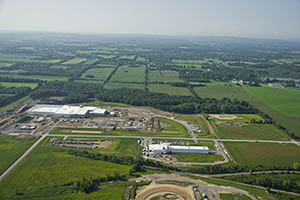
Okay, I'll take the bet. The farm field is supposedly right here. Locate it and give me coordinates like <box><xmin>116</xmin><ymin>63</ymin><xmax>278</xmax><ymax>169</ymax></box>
<box><xmin>0</xmin><ymin>74</ymin><xmax>68</xmax><ymax>81</ymax></box>
<box><xmin>110</xmin><ymin>65</ymin><xmax>145</xmax><ymax>82</ymax></box>
<box><xmin>62</xmin><ymin>58</ymin><xmax>87</xmax><ymax>65</ymax></box>
<box><xmin>0</xmin><ymin>82</ymin><xmax>38</xmax><ymax>89</ymax></box>
<box><xmin>117</xmin><ymin>55</ymin><xmax>135</xmax><ymax>60</ymax></box>
<box><xmin>104</xmin><ymin>82</ymin><xmax>144</xmax><ymax>89</ymax></box>
<box><xmin>0</xmin><ymin>137</ymin><xmax>130</xmax><ymax>199</ymax></box>
<box><xmin>98</xmin><ymin>55</ymin><xmax>117</xmax><ymax>59</ymax></box>
<box><xmin>49</xmin><ymin>64</ymin><xmax>69</xmax><ymax>69</ymax></box>
<box><xmin>214</xmin><ymin>124</ymin><xmax>290</xmax><ymax>140</ymax></box>
<box><xmin>0</xmin><ymin>54</ymin><xmax>40</xmax><ymax>63</ymax></box>
<box><xmin>172</xmin><ymin>59</ymin><xmax>208</xmax><ymax>64</ymax></box>
<box><xmin>224</xmin><ymin>142</ymin><xmax>300</xmax><ymax>167</ymax></box>
<box><xmin>194</xmin><ymin>82</ymin><xmax>249</xmax><ymax>100</ymax></box>
<box><xmin>41</xmin><ymin>59</ymin><xmax>61</xmax><ymax>64</ymax></box>
<box><xmin>174</xmin><ymin>153</ymin><xmax>224</xmax><ymax>163</ymax></box>
<box><xmin>220</xmin><ymin>193</ymin><xmax>252</xmax><ymax>200</ymax></box>
<box><xmin>0</xmin><ymin>135</ymin><xmax>37</xmax><ymax>175</ymax></box>
<box><xmin>148</xmin><ymin>70</ymin><xmax>183</xmax><ymax>83</ymax></box>
<box><xmin>81</xmin><ymin>67</ymin><xmax>115</xmax><ymax>81</ymax></box>
<box><xmin>148</xmin><ymin>84</ymin><xmax>192</xmax><ymax>96</ymax></box>
<box><xmin>244</xmin><ymin>86</ymin><xmax>300</xmax><ymax>118</ymax></box>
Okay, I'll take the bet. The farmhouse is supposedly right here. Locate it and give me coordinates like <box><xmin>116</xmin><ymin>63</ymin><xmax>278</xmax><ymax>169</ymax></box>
<box><xmin>27</xmin><ymin>104</ymin><xmax>109</xmax><ymax>118</ymax></box>
<box><xmin>149</xmin><ymin>143</ymin><xmax>209</xmax><ymax>154</ymax></box>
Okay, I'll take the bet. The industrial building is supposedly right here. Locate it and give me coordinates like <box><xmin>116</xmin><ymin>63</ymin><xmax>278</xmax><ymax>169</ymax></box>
<box><xmin>149</xmin><ymin>143</ymin><xmax>209</xmax><ymax>154</ymax></box>
<box><xmin>27</xmin><ymin>104</ymin><xmax>109</xmax><ymax>118</ymax></box>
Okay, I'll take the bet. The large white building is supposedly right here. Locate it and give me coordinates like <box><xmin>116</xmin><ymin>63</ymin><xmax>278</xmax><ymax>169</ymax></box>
<box><xmin>149</xmin><ymin>143</ymin><xmax>209</xmax><ymax>154</ymax></box>
<box><xmin>27</xmin><ymin>104</ymin><xmax>108</xmax><ymax>118</ymax></box>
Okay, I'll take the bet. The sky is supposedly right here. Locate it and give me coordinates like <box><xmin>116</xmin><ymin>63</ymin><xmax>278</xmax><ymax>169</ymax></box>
<box><xmin>0</xmin><ymin>0</ymin><xmax>300</xmax><ymax>39</ymax></box>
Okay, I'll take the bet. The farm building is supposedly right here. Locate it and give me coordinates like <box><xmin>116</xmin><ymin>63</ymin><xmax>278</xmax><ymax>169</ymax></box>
<box><xmin>27</xmin><ymin>104</ymin><xmax>109</xmax><ymax>118</ymax></box>
<box><xmin>149</xmin><ymin>143</ymin><xmax>209</xmax><ymax>154</ymax></box>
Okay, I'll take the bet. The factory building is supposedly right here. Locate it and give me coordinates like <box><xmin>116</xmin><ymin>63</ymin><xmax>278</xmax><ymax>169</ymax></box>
<box><xmin>27</xmin><ymin>104</ymin><xmax>109</xmax><ymax>118</ymax></box>
<box><xmin>149</xmin><ymin>143</ymin><xmax>209</xmax><ymax>154</ymax></box>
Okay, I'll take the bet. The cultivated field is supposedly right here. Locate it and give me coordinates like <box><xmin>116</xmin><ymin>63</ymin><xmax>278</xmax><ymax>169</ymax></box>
<box><xmin>215</xmin><ymin>124</ymin><xmax>290</xmax><ymax>140</ymax></box>
<box><xmin>245</xmin><ymin>86</ymin><xmax>300</xmax><ymax>118</ymax></box>
<box><xmin>148</xmin><ymin>84</ymin><xmax>192</xmax><ymax>96</ymax></box>
<box><xmin>174</xmin><ymin>153</ymin><xmax>224</xmax><ymax>163</ymax></box>
<box><xmin>148</xmin><ymin>70</ymin><xmax>183</xmax><ymax>83</ymax></box>
<box><xmin>110</xmin><ymin>65</ymin><xmax>145</xmax><ymax>82</ymax></box>
<box><xmin>62</xmin><ymin>58</ymin><xmax>87</xmax><ymax>65</ymax></box>
<box><xmin>81</xmin><ymin>67</ymin><xmax>115</xmax><ymax>82</ymax></box>
<box><xmin>224</xmin><ymin>142</ymin><xmax>300</xmax><ymax>167</ymax></box>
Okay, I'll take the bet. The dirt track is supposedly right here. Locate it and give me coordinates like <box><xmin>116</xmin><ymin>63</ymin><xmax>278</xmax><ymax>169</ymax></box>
<box><xmin>136</xmin><ymin>184</ymin><xmax>194</xmax><ymax>200</ymax></box>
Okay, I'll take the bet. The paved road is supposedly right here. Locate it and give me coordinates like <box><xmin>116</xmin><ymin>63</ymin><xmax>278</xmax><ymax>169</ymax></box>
<box><xmin>50</xmin><ymin>134</ymin><xmax>300</xmax><ymax>145</ymax></box>
<box><xmin>0</xmin><ymin>134</ymin><xmax>48</xmax><ymax>183</ymax></box>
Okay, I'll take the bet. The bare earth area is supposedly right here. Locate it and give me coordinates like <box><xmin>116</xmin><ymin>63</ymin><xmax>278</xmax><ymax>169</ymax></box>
<box><xmin>209</xmin><ymin>114</ymin><xmax>238</xmax><ymax>120</ymax></box>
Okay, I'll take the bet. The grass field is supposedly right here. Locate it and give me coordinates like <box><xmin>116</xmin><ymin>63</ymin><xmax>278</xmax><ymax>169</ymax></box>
<box><xmin>136</xmin><ymin>57</ymin><xmax>148</xmax><ymax>62</ymax></box>
<box><xmin>0</xmin><ymin>74</ymin><xmax>68</xmax><ymax>81</ymax></box>
<box><xmin>220</xmin><ymin>193</ymin><xmax>252</xmax><ymax>200</ymax></box>
<box><xmin>176</xmin><ymin>115</ymin><xmax>211</xmax><ymax>137</ymax></box>
<box><xmin>83</xmin><ymin>58</ymin><xmax>99</xmax><ymax>65</ymax></box>
<box><xmin>172</xmin><ymin>59</ymin><xmax>207</xmax><ymax>64</ymax></box>
<box><xmin>110</xmin><ymin>65</ymin><xmax>145</xmax><ymax>82</ymax></box>
<box><xmin>160</xmin><ymin>119</ymin><xmax>189</xmax><ymax>137</ymax></box>
<box><xmin>0</xmin><ymin>82</ymin><xmax>38</xmax><ymax>89</ymax></box>
<box><xmin>117</xmin><ymin>55</ymin><xmax>135</xmax><ymax>60</ymax></box>
<box><xmin>0</xmin><ymin>62</ymin><xmax>12</xmax><ymax>67</ymax></box>
<box><xmin>174</xmin><ymin>153</ymin><xmax>224</xmax><ymax>163</ymax></box>
<box><xmin>194</xmin><ymin>82</ymin><xmax>248</xmax><ymax>100</ymax></box>
<box><xmin>62</xmin><ymin>58</ymin><xmax>87</xmax><ymax>65</ymax></box>
<box><xmin>49</xmin><ymin>64</ymin><xmax>69</xmax><ymax>69</ymax></box>
<box><xmin>98</xmin><ymin>55</ymin><xmax>117</xmax><ymax>59</ymax></box>
<box><xmin>0</xmin><ymin>135</ymin><xmax>37</xmax><ymax>175</ymax></box>
<box><xmin>215</xmin><ymin>124</ymin><xmax>290</xmax><ymax>140</ymax></box>
<box><xmin>104</xmin><ymin>82</ymin><xmax>145</xmax><ymax>89</ymax></box>
<box><xmin>42</xmin><ymin>59</ymin><xmax>61</xmax><ymax>64</ymax></box>
<box><xmin>0</xmin><ymin>54</ymin><xmax>40</xmax><ymax>63</ymax></box>
<box><xmin>225</xmin><ymin>142</ymin><xmax>300</xmax><ymax>167</ymax></box>
<box><xmin>148</xmin><ymin>70</ymin><xmax>183</xmax><ymax>83</ymax></box>
<box><xmin>0</xmin><ymin>137</ymin><xmax>130</xmax><ymax>199</ymax></box>
<box><xmin>244</xmin><ymin>86</ymin><xmax>300</xmax><ymax>118</ymax></box>
<box><xmin>81</xmin><ymin>67</ymin><xmax>115</xmax><ymax>81</ymax></box>
<box><xmin>148</xmin><ymin>84</ymin><xmax>192</xmax><ymax>96</ymax></box>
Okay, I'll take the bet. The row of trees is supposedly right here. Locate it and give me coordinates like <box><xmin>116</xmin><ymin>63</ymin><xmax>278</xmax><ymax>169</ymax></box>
<box><xmin>0</xmin><ymin>86</ymin><xmax>32</xmax><ymax>108</ymax></box>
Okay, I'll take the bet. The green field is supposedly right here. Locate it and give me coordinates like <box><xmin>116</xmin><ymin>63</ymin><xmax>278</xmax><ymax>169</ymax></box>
<box><xmin>49</xmin><ymin>64</ymin><xmax>69</xmax><ymax>69</ymax></box>
<box><xmin>98</xmin><ymin>55</ymin><xmax>117</xmax><ymax>59</ymax></box>
<box><xmin>174</xmin><ymin>153</ymin><xmax>224</xmax><ymax>163</ymax></box>
<box><xmin>194</xmin><ymin>82</ymin><xmax>248</xmax><ymax>100</ymax></box>
<box><xmin>148</xmin><ymin>84</ymin><xmax>192</xmax><ymax>96</ymax></box>
<box><xmin>62</xmin><ymin>58</ymin><xmax>87</xmax><ymax>65</ymax></box>
<box><xmin>175</xmin><ymin>115</ymin><xmax>211</xmax><ymax>137</ymax></box>
<box><xmin>0</xmin><ymin>137</ymin><xmax>130</xmax><ymax>199</ymax></box>
<box><xmin>0</xmin><ymin>135</ymin><xmax>37</xmax><ymax>175</ymax></box>
<box><xmin>0</xmin><ymin>54</ymin><xmax>40</xmax><ymax>63</ymax></box>
<box><xmin>110</xmin><ymin>65</ymin><xmax>145</xmax><ymax>82</ymax></box>
<box><xmin>0</xmin><ymin>74</ymin><xmax>68</xmax><ymax>81</ymax></box>
<box><xmin>0</xmin><ymin>62</ymin><xmax>12</xmax><ymax>68</ymax></box>
<box><xmin>0</xmin><ymin>82</ymin><xmax>38</xmax><ymax>89</ymax></box>
<box><xmin>244</xmin><ymin>86</ymin><xmax>300</xmax><ymax>118</ymax></box>
<box><xmin>215</xmin><ymin>124</ymin><xmax>290</xmax><ymax>140</ymax></box>
<box><xmin>104</xmin><ymin>82</ymin><xmax>145</xmax><ymax>89</ymax></box>
<box><xmin>81</xmin><ymin>67</ymin><xmax>115</xmax><ymax>82</ymax></box>
<box><xmin>148</xmin><ymin>70</ymin><xmax>183</xmax><ymax>83</ymax></box>
<box><xmin>42</xmin><ymin>59</ymin><xmax>61</xmax><ymax>64</ymax></box>
<box><xmin>172</xmin><ymin>59</ymin><xmax>208</xmax><ymax>64</ymax></box>
<box><xmin>220</xmin><ymin>193</ymin><xmax>252</xmax><ymax>200</ymax></box>
<box><xmin>225</xmin><ymin>142</ymin><xmax>300</xmax><ymax>167</ymax></box>
<box><xmin>83</xmin><ymin>58</ymin><xmax>99</xmax><ymax>65</ymax></box>
<box><xmin>136</xmin><ymin>57</ymin><xmax>148</xmax><ymax>62</ymax></box>
<box><xmin>117</xmin><ymin>55</ymin><xmax>135</xmax><ymax>60</ymax></box>
<box><xmin>160</xmin><ymin>119</ymin><xmax>189</xmax><ymax>137</ymax></box>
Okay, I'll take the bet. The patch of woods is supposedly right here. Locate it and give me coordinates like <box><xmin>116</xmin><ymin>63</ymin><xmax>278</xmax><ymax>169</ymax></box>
<box><xmin>0</xmin><ymin>85</ymin><xmax>31</xmax><ymax>107</ymax></box>
<box><xmin>31</xmin><ymin>81</ymin><xmax>258</xmax><ymax>114</ymax></box>
<box><xmin>222</xmin><ymin>172</ymin><xmax>300</xmax><ymax>194</ymax></box>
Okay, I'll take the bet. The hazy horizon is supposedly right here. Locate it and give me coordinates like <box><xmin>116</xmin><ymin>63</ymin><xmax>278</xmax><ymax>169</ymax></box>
<box><xmin>0</xmin><ymin>0</ymin><xmax>300</xmax><ymax>40</ymax></box>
